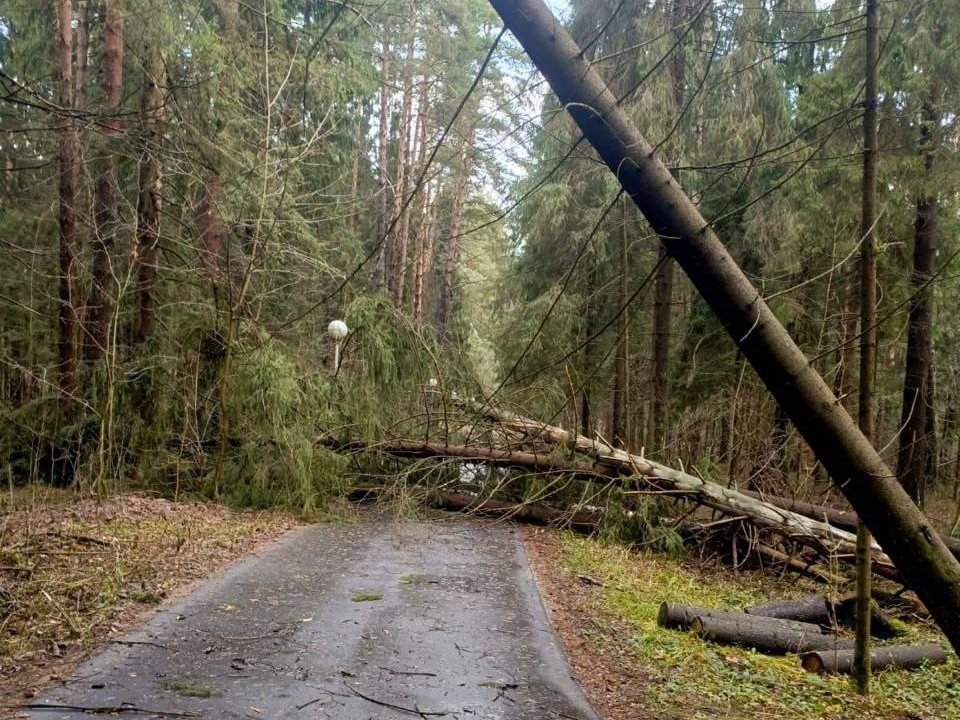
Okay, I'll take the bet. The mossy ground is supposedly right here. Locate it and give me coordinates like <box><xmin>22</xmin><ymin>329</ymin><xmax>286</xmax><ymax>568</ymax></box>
<box><xmin>557</xmin><ymin>533</ymin><xmax>959</xmax><ymax>720</ymax></box>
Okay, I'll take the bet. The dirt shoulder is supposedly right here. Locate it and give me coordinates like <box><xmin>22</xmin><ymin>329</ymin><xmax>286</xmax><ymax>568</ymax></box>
<box><xmin>0</xmin><ymin>494</ymin><xmax>300</xmax><ymax>707</ymax></box>
<box><xmin>522</xmin><ymin>526</ymin><xmax>958</xmax><ymax>720</ymax></box>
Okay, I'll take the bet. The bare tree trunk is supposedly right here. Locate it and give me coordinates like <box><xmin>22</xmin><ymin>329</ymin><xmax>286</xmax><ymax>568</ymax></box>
<box><xmin>387</xmin><ymin>17</ymin><xmax>416</xmax><ymax>306</ymax></box>
<box><xmin>649</xmin><ymin>0</ymin><xmax>688</xmax><ymax>453</ymax></box>
<box><xmin>854</xmin><ymin>0</ymin><xmax>879</xmax><ymax>694</ymax></box>
<box><xmin>133</xmin><ymin>48</ymin><xmax>164</xmax><ymax>345</ymax></box>
<box><xmin>57</xmin><ymin>0</ymin><xmax>80</xmax><ymax>412</ymax></box>
<box><xmin>74</xmin><ymin>1</ymin><xmax>89</xmax><ymax>106</ymax></box>
<box><xmin>486</xmin><ymin>0</ymin><xmax>960</xmax><ymax>653</ymax></box>
<box><xmin>611</xmin><ymin>196</ymin><xmax>630</xmax><ymax>447</ymax></box>
<box><xmin>196</xmin><ymin>173</ymin><xmax>223</xmax><ymax>281</ymax></box>
<box><xmin>396</xmin><ymin>84</ymin><xmax>428</xmax><ymax>309</ymax></box>
<box><xmin>413</xmin><ymin>180</ymin><xmax>439</xmax><ymax>324</ymax></box>
<box><xmin>375</xmin><ymin>34</ymin><xmax>391</xmax><ymax>288</ymax></box>
<box><xmin>896</xmin><ymin>121</ymin><xmax>937</xmax><ymax>504</ymax></box>
<box><xmin>86</xmin><ymin>0</ymin><xmax>124</xmax><ymax>361</ymax></box>
<box><xmin>437</xmin><ymin>128</ymin><xmax>473</xmax><ymax>340</ymax></box>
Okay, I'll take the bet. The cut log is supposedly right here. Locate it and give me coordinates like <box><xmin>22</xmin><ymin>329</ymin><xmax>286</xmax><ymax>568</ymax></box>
<box><xmin>833</xmin><ymin>595</ymin><xmax>904</xmax><ymax>639</ymax></box>
<box><xmin>659</xmin><ymin>603</ymin><xmax>823</xmax><ymax>635</ymax></box>
<box><xmin>692</xmin><ymin>615</ymin><xmax>852</xmax><ymax>655</ymax></box>
<box><xmin>801</xmin><ymin>644</ymin><xmax>948</xmax><ymax>674</ymax></box>
<box><xmin>746</xmin><ymin>596</ymin><xmax>832</xmax><ymax>623</ymax></box>
<box><xmin>485</xmin><ymin>0</ymin><xmax>960</xmax><ymax>653</ymax></box>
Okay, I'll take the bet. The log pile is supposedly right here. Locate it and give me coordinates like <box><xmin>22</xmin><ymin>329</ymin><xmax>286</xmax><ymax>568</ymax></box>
<box><xmin>659</xmin><ymin>598</ymin><xmax>947</xmax><ymax>674</ymax></box>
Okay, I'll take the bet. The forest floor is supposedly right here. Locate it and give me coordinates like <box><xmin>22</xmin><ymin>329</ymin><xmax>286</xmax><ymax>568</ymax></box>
<box><xmin>522</xmin><ymin>526</ymin><xmax>959</xmax><ymax>720</ymax></box>
<box><xmin>0</xmin><ymin>489</ymin><xmax>301</xmax><ymax>707</ymax></box>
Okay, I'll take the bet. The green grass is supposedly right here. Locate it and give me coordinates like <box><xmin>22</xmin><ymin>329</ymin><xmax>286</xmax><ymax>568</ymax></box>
<box><xmin>558</xmin><ymin>534</ymin><xmax>960</xmax><ymax>720</ymax></box>
<box><xmin>161</xmin><ymin>679</ymin><xmax>223</xmax><ymax>698</ymax></box>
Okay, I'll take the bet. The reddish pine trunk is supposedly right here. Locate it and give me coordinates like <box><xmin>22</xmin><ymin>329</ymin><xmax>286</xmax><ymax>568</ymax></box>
<box><xmin>436</xmin><ymin>128</ymin><xmax>474</xmax><ymax>340</ymax></box>
<box><xmin>387</xmin><ymin>23</ymin><xmax>416</xmax><ymax>306</ymax></box>
<box><xmin>413</xmin><ymin>182</ymin><xmax>439</xmax><ymax>324</ymax></box>
<box><xmin>133</xmin><ymin>50</ymin><xmax>164</xmax><ymax>345</ymax></box>
<box><xmin>74</xmin><ymin>1</ymin><xmax>89</xmax><ymax>106</ymax></box>
<box><xmin>375</xmin><ymin>34</ymin><xmax>391</xmax><ymax>286</ymax></box>
<box><xmin>86</xmin><ymin>1</ymin><xmax>124</xmax><ymax>360</ymax></box>
<box><xmin>57</xmin><ymin>0</ymin><xmax>80</xmax><ymax>412</ymax></box>
<box><xmin>197</xmin><ymin>173</ymin><xmax>224</xmax><ymax>280</ymax></box>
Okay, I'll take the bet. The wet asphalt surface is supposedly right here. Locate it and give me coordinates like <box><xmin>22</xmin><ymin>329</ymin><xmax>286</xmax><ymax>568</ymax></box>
<box><xmin>22</xmin><ymin>516</ymin><xmax>599</xmax><ymax>720</ymax></box>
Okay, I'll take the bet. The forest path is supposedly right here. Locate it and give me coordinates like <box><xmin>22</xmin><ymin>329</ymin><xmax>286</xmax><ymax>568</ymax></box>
<box><xmin>22</xmin><ymin>515</ymin><xmax>598</xmax><ymax>720</ymax></box>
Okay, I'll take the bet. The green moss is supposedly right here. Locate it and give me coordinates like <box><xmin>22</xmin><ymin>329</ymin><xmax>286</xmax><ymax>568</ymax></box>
<box><xmin>161</xmin><ymin>679</ymin><xmax>223</xmax><ymax>698</ymax></box>
<box><xmin>558</xmin><ymin>534</ymin><xmax>959</xmax><ymax>720</ymax></box>
<box><xmin>351</xmin><ymin>592</ymin><xmax>383</xmax><ymax>602</ymax></box>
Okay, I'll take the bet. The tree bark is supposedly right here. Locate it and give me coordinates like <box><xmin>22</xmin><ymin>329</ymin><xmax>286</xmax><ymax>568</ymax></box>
<box><xmin>660</xmin><ymin>604</ymin><xmax>823</xmax><ymax>635</ymax></box>
<box><xmin>745</xmin><ymin>596</ymin><xmax>831</xmax><ymax>624</ymax></box>
<box><xmin>376</xmin><ymin>33</ymin><xmax>391</xmax><ymax>287</ymax></box>
<box><xmin>896</xmin><ymin>97</ymin><xmax>939</xmax><ymax>505</ymax></box>
<box><xmin>387</xmin><ymin>18</ymin><xmax>416</xmax><ymax>306</ymax></box>
<box><xmin>485</xmin><ymin>0</ymin><xmax>960</xmax><ymax>652</ymax></box>
<box><xmin>855</xmin><ymin>0</ymin><xmax>880</xmax><ymax>691</ymax></box>
<box><xmin>133</xmin><ymin>48</ymin><xmax>164</xmax><ymax>345</ymax></box>
<box><xmin>692</xmin><ymin>615</ymin><xmax>851</xmax><ymax>655</ymax></box>
<box><xmin>197</xmin><ymin>173</ymin><xmax>223</xmax><ymax>280</ymax></box>
<box><xmin>57</xmin><ymin>0</ymin><xmax>80</xmax><ymax>412</ymax></box>
<box><xmin>801</xmin><ymin>644</ymin><xmax>947</xmax><ymax>674</ymax></box>
<box><xmin>649</xmin><ymin>0</ymin><xmax>688</xmax><ymax>454</ymax></box>
<box><xmin>86</xmin><ymin>0</ymin><xmax>124</xmax><ymax>361</ymax></box>
<box><xmin>436</xmin><ymin>128</ymin><xmax>473</xmax><ymax>339</ymax></box>
<box><xmin>611</xmin><ymin>196</ymin><xmax>630</xmax><ymax>447</ymax></box>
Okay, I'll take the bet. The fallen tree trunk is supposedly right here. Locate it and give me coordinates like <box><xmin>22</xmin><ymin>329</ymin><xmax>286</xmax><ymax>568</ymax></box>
<box><xmin>741</xmin><ymin>490</ymin><xmax>960</xmax><ymax>561</ymax></box>
<box><xmin>801</xmin><ymin>644</ymin><xmax>948</xmax><ymax>674</ymax></box>
<box><xmin>658</xmin><ymin>603</ymin><xmax>823</xmax><ymax>635</ymax></box>
<box><xmin>692</xmin><ymin>615</ymin><xmax>853</xmax><ymax>655</ymax></box>
<box><xmin>470</xmin><ymin>408</ymin><xmax>897</xmax><ymax>575</ymax></box>
<box><xmin>485</xmin><ymin>0</ymin><xmax>960</xmax><ymax>652</ymax></box>
<box><xmin>324</xmin><ymin>432</ymin><xmax>897</xmax><ymax>577</ymax></box>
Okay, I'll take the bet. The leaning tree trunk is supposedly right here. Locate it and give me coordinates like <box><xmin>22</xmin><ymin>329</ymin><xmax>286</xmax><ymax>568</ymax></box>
<box><xmin>87</xmin><ymin>0</ymin><xmax>124</xmax><ymax>361</ymax></box>
<box><xmin>485</xmin><ymin>0</ymin><xmax>960</xmax><ymax>653</ymax></box>
<box><xmin>896</xmin><ymin>134</ymin><xmax>937</xmax><ymax>505</ymax></box>
<box><xmin>133</xmin><ymin>48</ymin><xmax>164</xmax><ymax>345</ymax></box>
<box><xmin>56</xmin><ymin>0</ymin><xmax>80</xmax><ymax>413</ymax></box>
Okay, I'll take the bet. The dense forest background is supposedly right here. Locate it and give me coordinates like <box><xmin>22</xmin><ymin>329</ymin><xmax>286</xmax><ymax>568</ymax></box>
<box><xmin>1</xmin><ymin>0</ymin><xmax>958</xmax><ymax>530</ymax></box>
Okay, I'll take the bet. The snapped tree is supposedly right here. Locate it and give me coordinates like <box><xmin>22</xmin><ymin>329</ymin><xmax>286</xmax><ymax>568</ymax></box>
<box><xmin>484</xmin><ymin>0</ymin><xmax>960</xmax><ymax>652</ymax></box>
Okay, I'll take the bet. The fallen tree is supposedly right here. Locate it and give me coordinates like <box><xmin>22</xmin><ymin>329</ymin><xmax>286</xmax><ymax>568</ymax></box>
<box><xmin>484</xmin><ymin>0</ymin><xmax>960</xmax><ymax>652</ymax></box>
<box><xmin>322</xmin><ymin>430</ymin><xmax>897</xmax><ymax>578</ymax></box>
<box><xmin>739</xmin><ymin>490</ymin><xmax>960</xmax><ymax>561</ymax></box>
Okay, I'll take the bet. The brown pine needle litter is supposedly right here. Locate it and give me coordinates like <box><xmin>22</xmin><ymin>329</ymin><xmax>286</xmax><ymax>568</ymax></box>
<box><xmin>0</xmin><ymin>493</ymin><xmax>300</xmax><ymax>705</ymax></box>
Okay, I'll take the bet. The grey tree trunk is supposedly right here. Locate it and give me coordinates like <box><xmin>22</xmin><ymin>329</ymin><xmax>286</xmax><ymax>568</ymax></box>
<box><xmin>485</xmin><ymin>0</ymin><xmax>960</xmax><ymax>653</ymax></box>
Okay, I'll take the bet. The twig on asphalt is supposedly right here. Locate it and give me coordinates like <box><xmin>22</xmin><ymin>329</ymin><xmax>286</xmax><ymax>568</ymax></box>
<box><xmin>344</xmin><ymin>681</ymin><xmax>448</xmax><ymax>717</ymax></box>
<box><xmin>6</xmin><ymin>704</ymin><xmax>199</xmax><ymax>717</ymax></box>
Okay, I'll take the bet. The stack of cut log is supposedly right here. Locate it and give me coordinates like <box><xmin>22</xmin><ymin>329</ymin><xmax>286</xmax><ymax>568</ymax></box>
<box><xmin>658</xmin><ymin>596</ymin><xmax>949</xmax><ymax>674</ymax></box>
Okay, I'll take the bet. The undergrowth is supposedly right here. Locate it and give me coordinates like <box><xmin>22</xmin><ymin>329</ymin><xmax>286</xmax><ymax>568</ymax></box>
<box><xmin>559</xmin><ymin>534</ymin><xmax>959</xmax><ymax>720</ymax></box>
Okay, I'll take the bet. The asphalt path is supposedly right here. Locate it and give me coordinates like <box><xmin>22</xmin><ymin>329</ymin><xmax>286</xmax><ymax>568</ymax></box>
<box><xmin>21</xmin><ymin>515</ymin><xmax>599</xmax><ymax>720</ymax></box>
